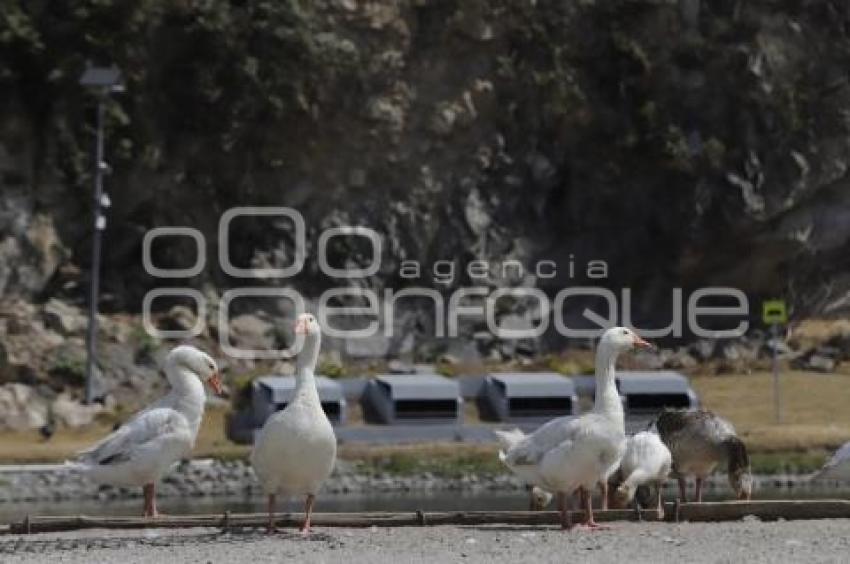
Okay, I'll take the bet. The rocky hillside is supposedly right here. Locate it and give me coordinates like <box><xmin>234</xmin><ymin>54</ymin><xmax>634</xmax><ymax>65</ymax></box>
<box><xmin>1</xmin><ymin>1</ymin><xmax>850</xmax><ymax>420</ymax></box>
<box><xmin>1</xmin><ymin>1</ymin><xmax>848</xmax><ymax>307</ymax></box>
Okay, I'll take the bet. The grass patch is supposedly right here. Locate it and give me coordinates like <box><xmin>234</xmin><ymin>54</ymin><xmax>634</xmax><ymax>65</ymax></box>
<box><xmin>338</xmin><ymin>443</ymin><xmax>505</xmax><ymax>478</ymax></box>
<box><xmin>690</xmin><ymin>371</ymin><xmax>850</xmax><ymax>452</ymax></box>
<box><xmin>749</xmin><ymin>450</ymin><xmax>829</xmax><ymax>475</ymax></box>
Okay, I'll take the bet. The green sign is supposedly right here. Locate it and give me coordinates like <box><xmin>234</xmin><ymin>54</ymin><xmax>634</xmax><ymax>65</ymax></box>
<box><xmin>762</xmin><ymin>299</ymin><xmax>788</xmax><ymax>325</ymax></box>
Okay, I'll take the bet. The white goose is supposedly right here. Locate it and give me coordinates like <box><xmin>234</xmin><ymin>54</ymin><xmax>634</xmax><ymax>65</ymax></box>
<box><xmin>251</xmin><ymin>313</ymin><xmax>337</xmax><ymax>534</ymax></box>
<box><xmin>70</xmin><ymin>345</ymin><xmax>222</xmax><ymax>517</ymax></box>
<box><xmin>812</xmin><ymin>441</ymin><xmax>850</xmax><ymax>482</ymax></box>
<box><xmin>495</xmin><ymin>327</ymin><xmax>653</xmax><ymax>529</ymax></box>
<box><xmin>609</xmin><ymin>431</ymin><xmax>672</xmax><ymax>518</ymax></box>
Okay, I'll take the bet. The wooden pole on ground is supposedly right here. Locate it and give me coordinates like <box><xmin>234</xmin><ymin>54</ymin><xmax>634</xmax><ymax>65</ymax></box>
<box><xmin>6</xmin><ymin>501</ymin><xmax>850</xmax><ymax>535</ymax></box>
<box><xmin>6</xmin><ymin>508</ymin><xmax>661</xmax><ymax>535</ymax></box>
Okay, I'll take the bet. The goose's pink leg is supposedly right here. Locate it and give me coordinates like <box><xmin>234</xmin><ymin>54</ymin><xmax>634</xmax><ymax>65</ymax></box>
<box><xmin>580</xmin><ymin>487</ymin><xmax>609</xmax><ymax>530</ymax></box>
<box><xmin>599</xmin><ymin>481</ymin><xmax>609</xmax><ymax>511</ymax></box>
<box><xmin>267</xmin><ymin>494</ymin><xmax>277</xmax><ymax>534</ymax></box>
<box><xmin>142</xmin><ymin>483</ymin><xmax>158</xmax><ymax>518</ymax></box>
<box><xmin>301</xmin><ymin>494</ymin><xmax>316</xmax><ymax>535</ymax></box>
<box><xmin>557</xmin><ymin>492</ymin><xmax>573</xmax><ymax>530</ymax></box>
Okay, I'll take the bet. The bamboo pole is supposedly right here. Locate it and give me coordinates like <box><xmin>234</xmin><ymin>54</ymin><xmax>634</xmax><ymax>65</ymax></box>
<box><xmin>5</xmin><ymin>500</ymin><xmax>850</xmax><ymax>535</ymax></box>
<box><xmin>6</xmin><ymin>508</ymin><xmax>660</xmax><ymax>535</ymax></box>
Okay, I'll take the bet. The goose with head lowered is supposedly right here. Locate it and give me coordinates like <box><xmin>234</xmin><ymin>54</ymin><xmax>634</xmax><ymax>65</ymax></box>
<box><xmin>251</xmin><ymin>313</ymin><xmax>337</xmax><ymax>535</ymax></box>
<box><xmin>69</xmin><ymin>345</ymin><xmax>222</xmax><ymax>517</ymax></box>
<box><xmin>653</xmin><ymin>408</ymin><xmax>752</xmax><ymax>502</ymax></box>
<box><xmin>608</xmin><ymin>430</ymin><xmax>672</xmax><ymax>518</ymax></box>
<box><xmin>495</xmin><ymin>326</ymin><xmax>653</xmax><ymax>529</ymax></box>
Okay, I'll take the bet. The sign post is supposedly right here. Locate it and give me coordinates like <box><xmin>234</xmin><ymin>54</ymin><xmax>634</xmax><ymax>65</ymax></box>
<box><xmin>762</xmin><ymin>299</ymin><xmax>788</xmax><ymax>424</ymax></box>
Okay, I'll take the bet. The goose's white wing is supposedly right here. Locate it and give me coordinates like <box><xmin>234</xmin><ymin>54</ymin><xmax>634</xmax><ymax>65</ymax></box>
<box><xmin>501</xmin><ymin>415</ymin><xmax>580</xmax><ymax>467</ymax></box>
<box><xmin>501</xmin><ymin>413</ymin><xmax>625</xmax><ymax>491</ymax></box>
<box><xmin>72</xmin><ymin>407</ymin><xmax>193</xmax><ymax>487</ymax></box>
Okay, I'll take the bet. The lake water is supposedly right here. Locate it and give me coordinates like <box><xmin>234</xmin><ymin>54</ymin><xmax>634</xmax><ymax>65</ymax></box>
<box><xmin>2</xmin><ymin>483</ymin><xmax>850</xmax><ymax>524</ymax></box>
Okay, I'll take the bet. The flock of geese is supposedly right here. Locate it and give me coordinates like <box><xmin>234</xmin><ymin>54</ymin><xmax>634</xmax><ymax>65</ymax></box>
<box><xmin>68</xmin><ymin>315</ymin><xmax>850</xmax><ymax>533</ymax></box>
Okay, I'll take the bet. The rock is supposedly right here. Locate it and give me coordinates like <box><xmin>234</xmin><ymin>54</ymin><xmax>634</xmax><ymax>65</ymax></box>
<box><xmin>806</xmin><ymin>354</ymin><xmax>836</xmax><ymax>373</ymax></box>
<box><xmin>721</xmin><ymin>341</ymin><xmax>759</xmax><ymax>363</ymax></box>
<box><xmin>663</xmin><ymin>347</ymin><xmax>698</xmax><ymax>370</ymax></box>
<box><xmin>335</xmin><ymin>0</ymin><xmax>357</xmax><ymax>11</ymax></box>
<box><xmin>0</xmin><ymin>205</ymin><xmax>67</xmax><ymax>297</ymax></box>
<box><xmin>464</xmin><ymin>189</ymin><xmax>492</xmax><ymax>236</ymax></box>
<box><xmin>227</xmin><ymin>313</ymin><xmax>275</xmax><ymax>352</ymax></box>
<box><xmin>0</xmin><ymin>383</ymin><xmax>48</xmax><ymax>430</ymax></box>
<box><xmin>43</xmin><ymin>298</ymin><xmax>86</xmax><ymax>335</ymax></box>
<box><xmin>161</xmin><ymin>304</ymin><xmax>198</xmax><ymax>332</ymax></box>
<box><xmin>763</xmin><ymin>338</ymin><xmax>794</xmax><ymax>358</ymax></box>
<box><xmin>634</xmin><ymin>349</ymin><xmax>665</xmax><ymax>370</ymax></box>
<box><xmin>429</xmin><ymin>102</ymin><xmax>463</xmax><ymax>136</ymax></box>
<box><xmin>689</xmin><ymin>339</ymin><xmax>716</xmax><ymax>361</ymax></box>
<box><xmin>51</xmin><ymin>394</ymin><xmax>103</xmax><ymax>428</ymax></box>
<box><xmin>366</xmin><ymin>96</ymin><xmax>405</xmax><ymax>132</ymax></box>
<box><xmin>793</xmin><ymin>346</ymin><xmax>839</xmax><ymax>373</ymax></box>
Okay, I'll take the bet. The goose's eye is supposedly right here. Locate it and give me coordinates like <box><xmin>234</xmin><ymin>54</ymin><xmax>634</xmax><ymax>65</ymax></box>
<box><xmin>621</xmin><ymin>329</ymin><xmax>629</xmax><ymax>335</ymax></box>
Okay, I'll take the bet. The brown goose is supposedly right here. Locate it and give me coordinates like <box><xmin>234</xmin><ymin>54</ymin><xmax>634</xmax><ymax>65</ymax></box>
<box><xmin>653</xmin><ymin>409</ymin><xmax>752</xmax><ymax>502</ymax></box>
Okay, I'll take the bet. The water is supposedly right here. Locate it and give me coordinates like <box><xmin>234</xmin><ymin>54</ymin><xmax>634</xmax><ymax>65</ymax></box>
<box><xmin>2</xmin><ymin>484</ymin><xmax>850</xmax><ymax>524</ymax></box>
<box><xmin>0</xmin><ymin>492</ymin><xmax>529</xmax><ymax>523</ymax></box>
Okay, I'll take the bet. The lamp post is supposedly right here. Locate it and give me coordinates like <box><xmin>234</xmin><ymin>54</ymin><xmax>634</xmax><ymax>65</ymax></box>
<box><xmin>79</xmin><ymin>65</ymin><xmax>123</xmax><ymax>404</ymax></box>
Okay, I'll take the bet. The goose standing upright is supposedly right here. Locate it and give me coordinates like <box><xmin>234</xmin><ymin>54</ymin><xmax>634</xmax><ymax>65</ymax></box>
<box><xmin>251</xmin><ymin>313</ymin><xmax>337</xmax><ymax>534</ymax></box>
<box><xmin>70</xmin><ymin>345</ymin><xmax>222</xmax><ymax>517</ymax></box>
<box><xmin>495</xmin><ymin>327</ymin><xmax>653</xmax><ymax>529</ymax></box>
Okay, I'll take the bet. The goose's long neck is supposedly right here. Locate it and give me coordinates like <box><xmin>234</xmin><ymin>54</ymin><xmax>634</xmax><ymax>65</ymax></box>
<box><xmin>165</xmin><ymin>368</ymin><xmax>207</xmax><ymax>435</ymax></box>
<box><xmin>294</xmin><ymin>333</ymin><xmax>321</xmax><ymax>403</ymax></box>
<box><xmin>593</xmin><ymin>342</ymin><xmax>624</xmax><ymax>425</ymax></box>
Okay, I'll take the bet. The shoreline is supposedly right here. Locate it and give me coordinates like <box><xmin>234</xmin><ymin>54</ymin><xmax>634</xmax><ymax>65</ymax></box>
<box><xmin>0</xmin><ymin>459</ymin><xmax>841</xmax><ymax>506</ymax></box>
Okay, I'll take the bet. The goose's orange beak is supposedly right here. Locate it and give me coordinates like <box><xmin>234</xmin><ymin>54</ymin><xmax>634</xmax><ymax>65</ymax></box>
<box><xmin>208</xmin><ymin>372</ymin><xmax>224</xmax><ymax>396</ymax></box>
<box><xmin>633</xmin><ymin>335</ymin><xmax>655</xmax><ymax>350</ymax></box>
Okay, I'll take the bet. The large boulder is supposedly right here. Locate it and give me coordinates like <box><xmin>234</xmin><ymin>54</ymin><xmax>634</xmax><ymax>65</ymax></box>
<box><xmin>0</xmin><ymin>383</ymin><xmax>48</xmax><ymax>430</ymax></box>
<box><xmin>51</xmin><ymin>394</ymin><xmax>103</xmax><ymax>428</ymax></box>
<box><xmin>0</xmin><ymin>193</ymin><xmax>68</xmax><ymax>298</ymax></box>
<box><xmin>43</xmin><ymin>298</ymin><xmax>87</xmax><ymax>336</ymax></box>
<box><xmin>227</xmin><ymin>313</ymin><xmax>276</xmax><ymax>352</ymax></box>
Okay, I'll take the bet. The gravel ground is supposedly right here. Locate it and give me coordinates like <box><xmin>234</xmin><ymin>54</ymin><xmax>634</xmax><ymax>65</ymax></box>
<box><xmin>2</xmin><ymin>520</ymin><xmax>850</xmax><ymax>564</ymax></box>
